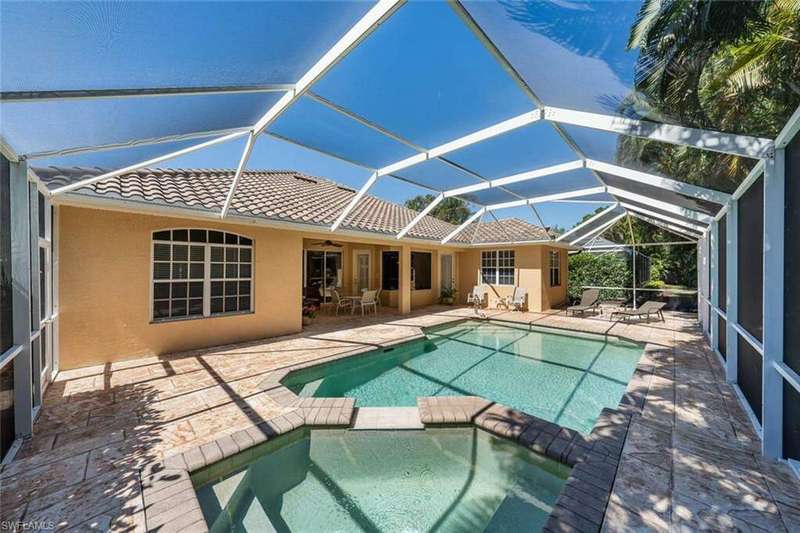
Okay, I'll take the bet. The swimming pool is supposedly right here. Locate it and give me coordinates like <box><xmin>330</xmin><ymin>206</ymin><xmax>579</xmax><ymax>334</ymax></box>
<box><xmin>283</xmin><ymin>320</ymin><xmax>643</xmax><ymax>434</ymax></box>
<box><xmin>195</xmin><ymin>427</ymin><xmax>569</xmax><ymax>532</ymax></box>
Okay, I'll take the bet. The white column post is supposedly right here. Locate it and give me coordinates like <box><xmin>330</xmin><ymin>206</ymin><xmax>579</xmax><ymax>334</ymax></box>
<box><xmin>10</xmin><ymin>159</ymin><xmax>33</xmax><ymax>437</ymax></box>
<box><xmin>709</xmin><ymin>219</ymin><xmax>719</xmax><ymax>352</ymax></box>
<box><xmin>632</xmin><ymin>244</ymin><xmax>637</xmax><ymax>306</ymax></box>
<box><xmin>725</xmin><ymin>201</ymin><xmax>739</xmax><ymax>382</ymax></box>
<box><xmin>762</xmin><ymin>150</ymin><xmax>784</xmax><ymax>459</ymax></box>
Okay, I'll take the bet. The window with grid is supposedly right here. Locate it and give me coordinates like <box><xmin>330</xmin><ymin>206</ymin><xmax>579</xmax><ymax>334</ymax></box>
<box><xmin>481</xmin><ymin>250</ymin><xmax>514</xmax><ymax>285</ymax></box>
<box><xmin>152</xmin><ymin>229</ymin><xmax>253</xmax><ymax>321</ymax></box>
<box><xmin>549</xmin><ymin>250</ymin><xmax>561</xmax><ymax>287</ymax></box>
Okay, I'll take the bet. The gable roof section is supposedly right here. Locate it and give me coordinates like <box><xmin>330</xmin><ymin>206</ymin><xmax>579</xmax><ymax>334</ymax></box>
<box><xmin>33</xmin><ymin>166</ymin><xmax>553</xmax><ymax>245</ymax></box>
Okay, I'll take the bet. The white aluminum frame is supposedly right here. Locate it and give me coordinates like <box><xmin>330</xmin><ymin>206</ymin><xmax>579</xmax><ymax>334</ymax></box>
<box><xmin>618</xmin><ymin>202</ymin><xmax>707</xmax><ymax>233</ymax></box>
<box><xmin>441</xmin><ymin>207</ymin><xmax>485</xmax><ymax>244</ymax></box>
<box><xmin>625</xmin><ymin>211</ymin><xmax>702</xmax><ymax>241</ymax></box>
<box><xmin>607</xmin><ymin>187</ymin><xmax>713</xmax><ymax>225</ymax></box>
<box><xmin>569</xmin><ymin>212</ymin><xmax>626</xmax><ymax>246</ymax></box>
<box><xmin>555</xmin><ymin>203</ymin><xmax>620</xmax><ymax>242</ymax></box>
<box><xmin>544</xmin><ymin>106</ymin><xmax>774</xmax><ymax>159</ymax></box>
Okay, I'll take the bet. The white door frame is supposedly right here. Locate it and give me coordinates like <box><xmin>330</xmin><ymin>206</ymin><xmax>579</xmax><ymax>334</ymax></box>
<box><xmin>440</xmin><ymin>253</ymin><xmax>454</xmax><ymax>294</ymax></box>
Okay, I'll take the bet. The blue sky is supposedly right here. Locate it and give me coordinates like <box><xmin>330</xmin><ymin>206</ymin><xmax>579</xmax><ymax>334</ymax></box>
<box><xmin>1</xmin><ymin>0</ymin><xmax>645</xmax><ymax>231</ymax></box>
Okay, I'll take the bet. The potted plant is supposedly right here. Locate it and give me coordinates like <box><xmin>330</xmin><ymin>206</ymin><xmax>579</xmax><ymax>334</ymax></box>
<box><xmin>439</xmin><ymin>282</ymin><xmax>457</xmax><ymax>305</ymax></box>
<box><xmin>302</xmin><ymin>304</ymin><xmax>318</xmax><ymax>326</ymax></box>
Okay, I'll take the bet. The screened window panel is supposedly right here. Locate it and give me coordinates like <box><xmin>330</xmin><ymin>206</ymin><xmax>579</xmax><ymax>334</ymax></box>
<box><xmin>718</xmin><ymin>316</ymin><xmax>726</xmax><ymax>360</ymax></box>
<box><xmin>561</xmin><ymin>125</ymin><xmax>756</xmax><ymax>194</ymax></box>
<box><xmin>737</xmin><ymin>176</ymin><xmax>763</xmax><ymax>342</ymax></box>
<box><xmin>394</xmin><ymin>158</ymin><xmax>484</xmax><ymax>191</ymax></box>
<box><xmin>32</xmin><ymin>133</ymin><xmax>247</xmax><ymax>172</ymax></box>
<box><xmin>737</xmin><ymin>336</ymin><xmax>763</xmax><ymax>424</ymax></box>
<box><xmin>313</xmin><ymin>1</ymin><xmax>531</xmax><ymax>148</ymax></box>
<box><xmin>382</xmin><ymin>252</ymin><xmax>399</xmax><ymax>291</ymax></box>
<box><xmin>268</xmin><ymin>96</ymin><xmax>419</xmax><ymax>169</ymax></box>
<box><xmin>446</xmin><ymin>122</ymin><xmax>577</xmax><ymax>180</ymax></box>
<box><xmin>1</xmin><ymin>2</ymin><xmax>373</xmax><ymax>92</ymax></box>
<box><xmin>0</xmin><ymin>358</ymin><xmax>15</xmax><ymax>461</ymax></box>
<box><xmin>460</xmin><ymin>1</ymin><xmax>645</xmax><ymax>119</ymax></box>
<box><xmin>597</xmin><ymin>172</ymin><xmax>723</xmax><ymax>216</ymax></box>
<box><xmin>0</xmin><ymin>156</ymin><xmax>11</xmax><ymax>354</ymax></box>
<box><xmin>411</xmin><ymin>252</ymin><xmax>431</xmax><ymax>291</ymax></box>
<box><xmin>785</xmin><ymin>133</ymin><xmax>800</xmax><ymax>376</ymax></box>
<box><xmin>784</xmin><ymin>382</ymin><xmax>800</xmax><ymax>461</ymax></box>
<box><xmin>459</xmin><ymin>186</ymin><xmax>521</xmax><ymax>207</ymax></box>
<box><xmin>718</xmin><ymin>215</ymin><xmax>727</xmax><ymax>312</ymax></box>
<box><xmin>616</xmin><ymin>197</ymin><xmax>708</xmax><ymax>230</ymax></box>
<box><xmin>501</xmin><ymin>168</ymin><xmax>600</xmax><ymax>200</ymax></box>
<box><xmin>3</xmin><ymin>92</ymin><xmax>279</xmax><ymax>157</ymax></box>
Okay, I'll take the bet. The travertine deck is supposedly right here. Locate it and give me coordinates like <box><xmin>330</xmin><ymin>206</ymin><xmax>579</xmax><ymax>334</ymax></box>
<box><xmin>1</xmin><ymin>306</ymin><xmax>798</xmax><ymax>532</ymax></box>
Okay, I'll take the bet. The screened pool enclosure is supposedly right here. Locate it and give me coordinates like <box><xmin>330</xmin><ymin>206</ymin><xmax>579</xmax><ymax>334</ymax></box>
<box><xmin>1</xmin><ymin>1</ymin><xmax>799</xmax><ymax>471</ymax></box>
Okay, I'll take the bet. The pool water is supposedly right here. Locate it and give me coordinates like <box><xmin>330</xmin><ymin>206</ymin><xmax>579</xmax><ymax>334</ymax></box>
<box><xmin>195</xmin><ymin>427</ymin><xmax>569</xmax><ymax>532</ymax></box>
<box><xmin>284</xmin><ymin>320</ymin><xmax>643</xmax><ymax>434</ymax></box>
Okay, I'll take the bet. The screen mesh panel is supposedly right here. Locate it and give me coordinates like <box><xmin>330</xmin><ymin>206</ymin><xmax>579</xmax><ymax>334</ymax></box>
<box><xmin>737</xmin><ymin>176</ymin><xmax>763</xmax><ymax>342</ymax></box>
<box><xmin>737</xmin><ymin>336</ymin><xmax>763</xmax><ymax>424</ymax></box>
<box><xmin>718</xmin><ymin>214</ymin><xmax>727</xmax><ymax>312</ymax></box>
<box><xmin>784</xmin><ymin>381</ymin><xmax>800</xmax><ymax>461</ymax></box>
<box><xmin>0</xmin><ymin>358</ymin><xmax>14</xmax><ymax>461</ymax></box>
<box><xmin>0</xmin><ymin>156</ymin><xmax>11</xmax><ymax>354</ymax></box>
<box><xmin>597</xmin><ymin>172</ymin><xmax>722</xmax><ymax>216</ymax></box>
<box><xmin>785</xmin><ymin>133</ymin><xmax>800</xmax><ymax>375</ymax></box>
<box><xmin>718</xmin><ymin>315</ymin><xmax>726</xmax><ymax>360</ymax></box>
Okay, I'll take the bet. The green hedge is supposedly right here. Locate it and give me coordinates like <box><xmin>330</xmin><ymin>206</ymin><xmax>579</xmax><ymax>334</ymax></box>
<box><xmin>567</xmin><ymin>253</ymin><xmax>631</xmax><ymax>302</ymax></box>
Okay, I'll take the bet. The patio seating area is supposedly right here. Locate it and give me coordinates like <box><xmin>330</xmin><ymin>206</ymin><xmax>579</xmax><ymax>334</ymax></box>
<box><xmin>0</xmin><ymin>307</ymin><xmax>797</xmax><ymax>531</ymax></box>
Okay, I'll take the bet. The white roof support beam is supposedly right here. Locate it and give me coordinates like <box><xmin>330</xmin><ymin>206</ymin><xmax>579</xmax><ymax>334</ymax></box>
<box><xmin>483</xmin><ymin>186</ymin><xmax>606</xmax><ymax>212</ymax></box>
<box><xmin>331</xmin><ymin>172</ymin><xmax>378</xmax><ymax>231</ymax></box>
<box><xmin>396</xmin><ymin>193</ymin><xmax>444</xmax><ymax>239</ymax></box>
<box><xmin>0</xmin><ymin>84</ymin><xmax>293</xmax><ymax>103</ymax></box>
<box><xmin>556</xmin><ymin>202</ymin><xmax>620</xmax><ymax>242</ymax></box>
<box><xmin>606</xmin><ymin>186</ymin><xmax>713</xmax><ymax>224</ymax></box>
<box><xmin>442</xmin><ymin>207</ymin><xmax>486</xmax><ymax>244</ymax></box>
<box><xmin>377</xmin><ymin>110</ymin><xmax>542</xmax><ymax>177</ymax></box>
<box><xmin>49</xmin><ymin>130</ymin><xmax>251</xmax><ymax>196</ymax></box>
<box><xmin>585</xmin><ymin>159</ymin><xmax>731</xmax><ymax>205</ymax></box>
<box><xmin>570</xmin><ymin>212</ymin><xmax>627</xmax><ymax>246</ymax></box>
<box><xmin>620</xmin><ymin>202</ymin><xmax>707</xmax><ymax>233</ymax></box>
<box><xmin>627</xmin><ymin>211</ymin><xmax>703</xmax><ymax>240</ymax></box>
<box><xmin>220</xmin><ymin>131</ymin><xmax>257</xmax><ymax>219</ymax></box>
<box><xmin>443</xmin><ymin>160</ymin><xmax>583</xmax><ymax>198</ymax></box>
<box><xmin>254</xmin><ymin>0</ymin><xmax>405</xmax><ymax>135</ymax></box>
<box><xmin>544</xmin><ymin>106</ymin><xmax>774</xmax><ymax>159</ymax></box>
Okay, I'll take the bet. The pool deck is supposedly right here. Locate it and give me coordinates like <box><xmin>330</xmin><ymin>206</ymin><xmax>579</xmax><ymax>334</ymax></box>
<box><xmin>1</xmin><ymin>306</ymin><xmax>798</xmax><ymax>532</ymax></box>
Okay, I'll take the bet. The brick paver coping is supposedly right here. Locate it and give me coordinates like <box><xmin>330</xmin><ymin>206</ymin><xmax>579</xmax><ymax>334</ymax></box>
<box><xmin>141</xmin><ymin>321</ymin><xmax>658</xmax><ymax>533</ymax></box>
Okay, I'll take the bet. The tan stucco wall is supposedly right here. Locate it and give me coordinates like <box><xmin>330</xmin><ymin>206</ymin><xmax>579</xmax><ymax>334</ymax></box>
<box><xmin>59</xmin><ymin>206</ymin><xmax>302</xmax><ymax>369</ymax></box>
<box><xmin>456</xmin><ymin>245</ymin><xmax>567</xmax><ymax>312</ymax></box>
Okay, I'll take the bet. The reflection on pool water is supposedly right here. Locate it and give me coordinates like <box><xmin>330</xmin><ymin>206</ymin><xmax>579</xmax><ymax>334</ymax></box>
<box><xmin>283</xmin><ymin>320</ymin><xmax>643</xmax><ymax>434</ymax></box>
<box><xmin>194</xmin><ymin>427</ymin><xmax>569</xmax><ymax>532</ymax></box>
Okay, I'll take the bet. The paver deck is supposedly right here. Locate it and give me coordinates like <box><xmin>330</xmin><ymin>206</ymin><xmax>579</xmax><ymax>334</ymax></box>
<box><xmin>1</xmin><ymin>306</ymin><xmax>798</xmax><ymax>531</ymax></box>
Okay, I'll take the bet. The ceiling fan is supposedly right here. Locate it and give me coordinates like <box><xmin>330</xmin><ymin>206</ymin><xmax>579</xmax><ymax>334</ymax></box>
<box><xmin>310</xmin><ymin>240</ymin><xmax>343</xmax><ymax>248</ymax></box>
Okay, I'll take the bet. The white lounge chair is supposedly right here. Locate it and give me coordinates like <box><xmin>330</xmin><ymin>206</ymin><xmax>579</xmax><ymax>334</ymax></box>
<box><xmin>501</xmin><ymin>287</ymin><xmax>527</xmax><ymax>311</ymax></box>
<box><xmin>330</xmin><ymin>289</ymin><xmax>352</xmax><ymax>315</ymax></box>
<box><xmin>352</xmin><ymin>289</ymin><xmax>378</xmax><ymax>316</ymax></box>
<box><xmin>466</xmin><ymin>285</ymin><xmax>487</xmax><ymax>309</ymax></box>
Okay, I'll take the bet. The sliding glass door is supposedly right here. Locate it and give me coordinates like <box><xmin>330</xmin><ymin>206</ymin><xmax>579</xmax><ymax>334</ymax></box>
<box><xmin>304</xmin><ymin>250</ymin><xmax>342</xmax><ymax>299</ymax></box>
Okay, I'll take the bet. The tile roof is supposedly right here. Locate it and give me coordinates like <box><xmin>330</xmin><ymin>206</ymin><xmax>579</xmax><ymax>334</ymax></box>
<box><xmin>34</xmin><ymin>166</ymin><xmax>552</xmax><ymax>245</ymax></box>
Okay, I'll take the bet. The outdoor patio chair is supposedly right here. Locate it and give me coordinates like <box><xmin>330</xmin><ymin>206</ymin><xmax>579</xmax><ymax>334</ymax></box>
<box><xmin>352</xmin><ymin>289</ymin><xmax>378</xmax><ymax>316</ymax></box>
<box><xmin>566</xmin><ymin>289</ymin><xmax>601</xmax><ymax>316</ymax></box>
<box><xmin>610</xmin><ymin>300</ymin><xmax>667</xmax><ymax>322</ymax></box>
<box><xmin>466</xmin><ymin>285</ymin><xmax>487</xmax><ymax>309</ymax></box>
<box><xmin>331</xmin><ymin>289</ymin><xmax>353</xmax><ymax>316</ymax></box>
<box><xmin>500</xmin><ymin>287</ymin><xmax>527</xmax><ymax>311</ymax></box>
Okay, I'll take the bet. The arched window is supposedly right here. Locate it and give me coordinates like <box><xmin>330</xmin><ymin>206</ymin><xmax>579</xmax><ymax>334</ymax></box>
<box><xmin>152</xmin><ymin>229</ymin><xmax>253</xmax><ymax>321</ymax></box>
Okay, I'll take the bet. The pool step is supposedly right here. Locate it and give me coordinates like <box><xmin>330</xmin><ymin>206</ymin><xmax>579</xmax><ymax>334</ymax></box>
<box><xmin>350</xmin><ymin>407</ymin><xmax>424</xmax><ymax>430</ymax></box>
